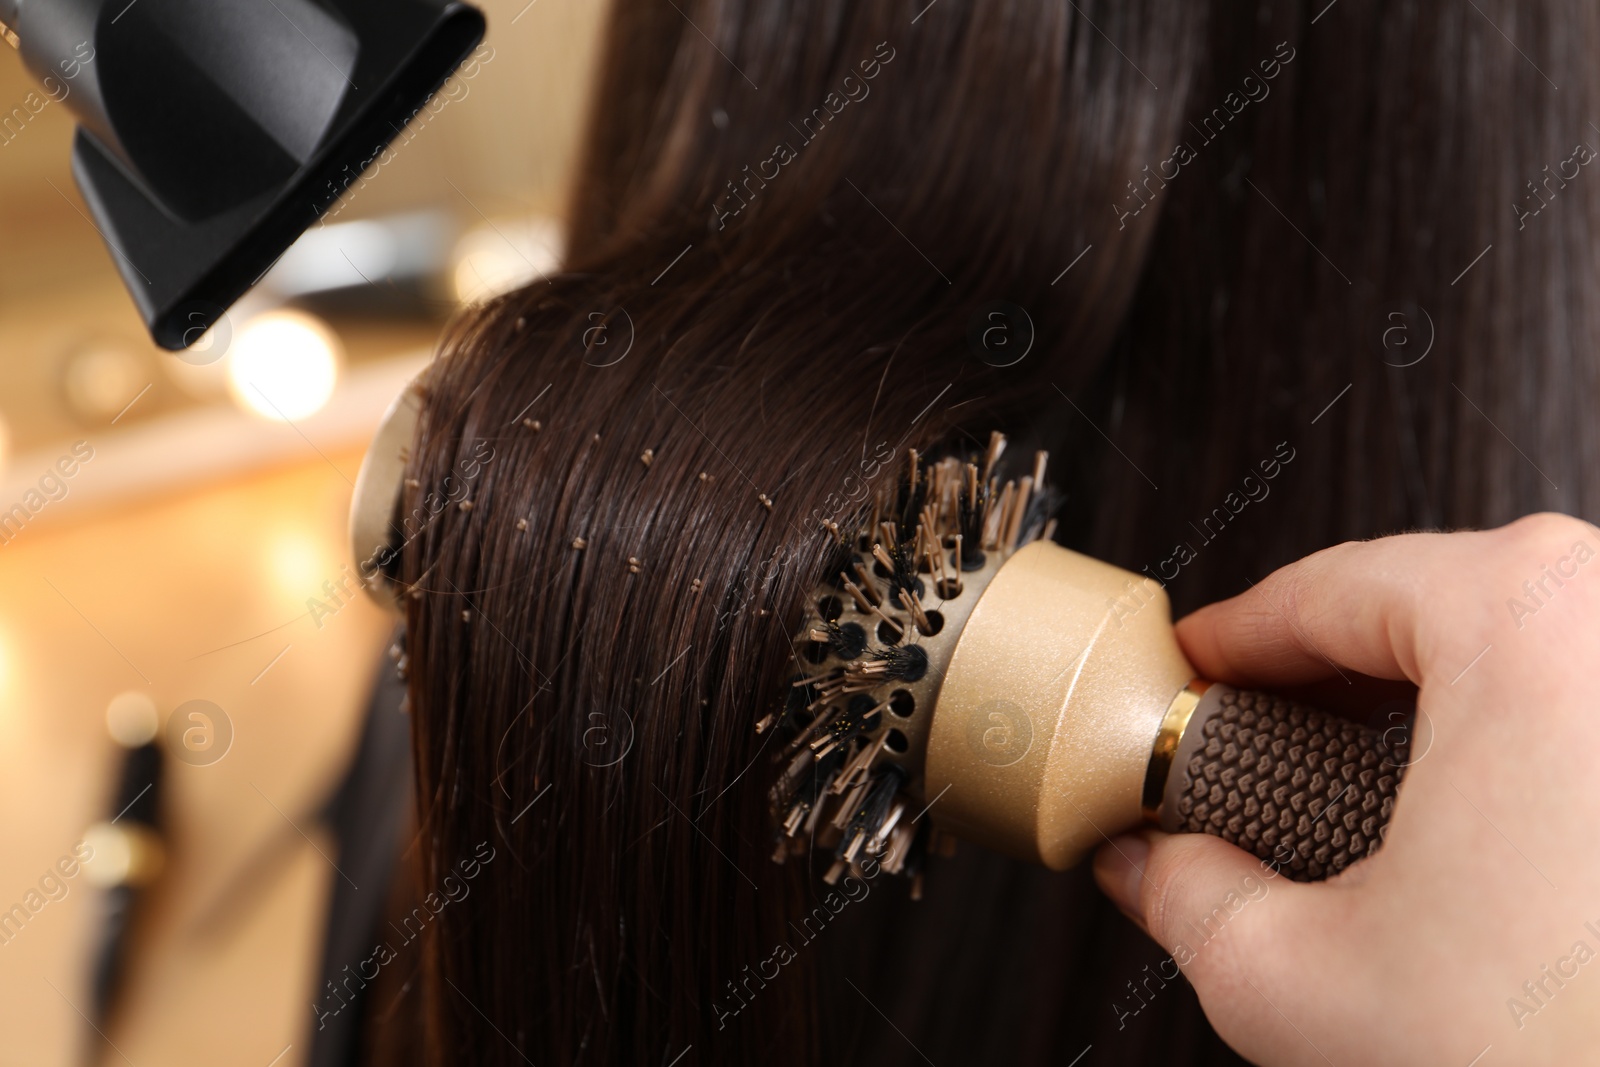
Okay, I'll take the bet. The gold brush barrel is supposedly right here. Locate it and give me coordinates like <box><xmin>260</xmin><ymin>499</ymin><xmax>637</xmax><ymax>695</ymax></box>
<box><xmin>926</xmin><ymin>541</ymin><xmax>1409</xmax><ymax>879</ymax></box>
<box><xmin>925</xmin><ymin>541</ymin><xmax>1193</xmax><ymax>869</ymax></box>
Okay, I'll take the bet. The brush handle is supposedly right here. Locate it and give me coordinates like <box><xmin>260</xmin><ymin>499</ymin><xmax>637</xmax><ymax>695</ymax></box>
<box><xmin>1159</xmin><ymin>684</ymin><xmax>1410</xmax><ymax>881</ymax></box>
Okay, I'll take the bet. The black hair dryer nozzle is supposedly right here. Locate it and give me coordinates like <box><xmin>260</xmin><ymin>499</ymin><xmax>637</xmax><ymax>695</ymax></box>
<box><xmin>0</xmin><ymin>0</ymin><xmax>485</xmax><ymax>349</ymax></box>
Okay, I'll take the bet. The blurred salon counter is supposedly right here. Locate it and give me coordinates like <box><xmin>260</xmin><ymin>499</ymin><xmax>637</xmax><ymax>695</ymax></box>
<box><xmin>0</xmin><ymin>384</ymin><xmax>413</xmax><ymax>1065</ymax></box>
<box><xmin>0</xmin><ymin>0</ymin><xmax>612</xmax><ymax>1058</ymax></box>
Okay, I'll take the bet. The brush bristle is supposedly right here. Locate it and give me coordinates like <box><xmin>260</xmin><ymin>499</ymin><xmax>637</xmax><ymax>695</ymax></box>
<box><xmin>764</xmin><ymin>433</ymin><xmax>1058</xmax><ymax>885</ymax></box>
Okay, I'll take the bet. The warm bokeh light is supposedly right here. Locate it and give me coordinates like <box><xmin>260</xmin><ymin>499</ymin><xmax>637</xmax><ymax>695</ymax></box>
<box><xmin>268</xmin><ymin>529</ymin><xmax>326</xmax><ymax>596</ymax></box>
<box><xmin>451</xmin><ymin>216</ymin><xmax>562</xmax><ymax>304</ymax></box>
<box><xmin>61</xmin><ymin>340</ymin><xmax>151</xmax><ymax>423</ymax></box>
<box><xmin>106</xmin><ymin>691</ymin><xmax>160</xmax><ymax>748</ymax></box>
<box><xmin>225</xmin><ymin>310</ymin><xmax>341</xmax><ymax>421</ymax></box>
<box><xmin>81</xmin><ymin>821</ymin><xmax>165</xmax><ymax>889</ymax></box>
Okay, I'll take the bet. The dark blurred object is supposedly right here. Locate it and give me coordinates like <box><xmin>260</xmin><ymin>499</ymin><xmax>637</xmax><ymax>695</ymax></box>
<box><xmin>257</xmin><ymin>211</ymin><xmax>463</xmax><ymax>322</ymax></box>
<box><xmin>85</xmin><ymin>740</ymin><xmax>164</xmax><ymax>1034</ymax></box>
<box><xmin>0</xmin><ymin>0</ymin><xmax>484</xmax><ymax>350</ymax></box>
<box><xmin>310</xmin><ymin>636</ymin><xmax>415</xmax><ymax>1067</ymax></box>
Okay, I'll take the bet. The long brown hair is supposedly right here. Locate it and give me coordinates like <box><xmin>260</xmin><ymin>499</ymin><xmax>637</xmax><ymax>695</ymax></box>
<box><xmin>396</xmin><ymin>1</ymin><xmax>1598</xmax><ymax>1064</ymax></box>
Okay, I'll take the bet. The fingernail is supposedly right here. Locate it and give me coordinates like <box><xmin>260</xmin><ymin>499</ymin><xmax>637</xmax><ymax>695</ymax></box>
<box><xmin>1095</xmin><ymin>833</ymin><xmax>1150</xmax><ymax>919</ymax></box>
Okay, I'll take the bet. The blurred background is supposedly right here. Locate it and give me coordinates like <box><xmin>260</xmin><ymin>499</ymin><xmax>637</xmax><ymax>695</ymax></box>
<box><xmin>0</xmin><ymin>1</ymin><xmax>605</xmax><ymax>1061</ymax></box>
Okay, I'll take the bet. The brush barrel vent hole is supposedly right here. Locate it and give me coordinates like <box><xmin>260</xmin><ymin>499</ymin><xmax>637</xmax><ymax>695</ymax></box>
<box><xmin>888</xmin><ymin>689</ymin><xmax>915</xmax><ymax>718</ymax></box>
<box><xmin>918</xmin><ymin>610</ymin><xmax>944</xmax><ymax>636</ymax></box>
<box><xmin>803</xmin><ymin>641</ymin><xmax>829</xmax><ymax>664</ymax></box>
<box><xmin>936</xmin><ymin>577</ymin><xmax>963</xmax><ymax>599</ymax></box>
<box><xmin>817</xmin><ymin>595</ymin><xmax>844</xmax><ymax>621</ymax></box>
<box><xmin>884</xmin><ymin>728</ymin><xmax>909</xmax><ymax>754</ymax></box>
<box><xmin>956</xmin><ymin>547</ymin><xmax>987</xmax><ymax>572</ymax></box>
<box><xmin>834</xmin><ymin>621</ymin><xmax>867</xmax><ymax>659</ymax></box>
<box><xmin>876</xmin><ymin>618</ymin><xmax>904</xmax><ymax>645</ymax></box>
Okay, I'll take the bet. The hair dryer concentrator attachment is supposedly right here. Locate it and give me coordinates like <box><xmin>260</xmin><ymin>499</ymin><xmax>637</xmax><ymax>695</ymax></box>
<box><xmin>0</xmin><ymin>0</ymin><xmax>485</xmax><ymax>349</ymax></box>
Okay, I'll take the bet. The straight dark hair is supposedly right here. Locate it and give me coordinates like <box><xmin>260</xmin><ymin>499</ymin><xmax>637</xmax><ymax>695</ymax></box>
<box><xmin>393</xmin><ymin>1</ymin><xmax>1598</xmax><ymax>1064</ymax></box>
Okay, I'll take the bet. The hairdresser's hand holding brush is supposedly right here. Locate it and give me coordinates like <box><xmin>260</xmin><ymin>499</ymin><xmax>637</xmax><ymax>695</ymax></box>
<box><xmin>1095</xmin><ymin>514</ymin><xmax>1600</xmax><ymax>1066</ymax></box>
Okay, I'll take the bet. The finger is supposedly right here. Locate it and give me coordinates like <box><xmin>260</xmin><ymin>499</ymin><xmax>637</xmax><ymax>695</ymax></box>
<box><xmin>1173</xmin><ymin>531</ymin><xmax>1460</xmax><ymax>688</ymax></box>
<box><xmin>1095</xmin><ymin>831</ymin><xmax>1327</xmax><ymax>1062</ymax></box>
<box><xmin>1094</xmin><ymin>831</ymin><xmax>1292</xmax><ymax>966</ymax></box>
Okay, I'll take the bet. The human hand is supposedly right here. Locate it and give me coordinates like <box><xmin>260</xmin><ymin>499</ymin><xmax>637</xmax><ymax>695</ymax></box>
<box><xmin>1094</xmin><ymin>514</ymin><xmax>1600</xmax><ymax>1066</ymax></box>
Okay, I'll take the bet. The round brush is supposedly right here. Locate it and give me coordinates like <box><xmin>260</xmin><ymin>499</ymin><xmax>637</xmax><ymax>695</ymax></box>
<box><xmin>768</xmin><ymin>432</ymin><xmax>1409</xmax><ymax>893</ymax></box>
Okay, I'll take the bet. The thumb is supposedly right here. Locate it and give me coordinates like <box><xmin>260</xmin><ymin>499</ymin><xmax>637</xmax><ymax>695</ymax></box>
<box><xmin>1094</xmin><ymin>830</ymin><xmax>1323</xmax><ymax>1058</ymax></box>
<box><xmin>1095</xmin><ymin>830</ymin><xmax>1286</xmax><ymax>962</ymax></box>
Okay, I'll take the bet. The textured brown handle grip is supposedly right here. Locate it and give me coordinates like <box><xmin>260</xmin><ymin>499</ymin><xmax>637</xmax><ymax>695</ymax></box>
<box><xmin>1161</xmin><ymin>685</ymin><xmax>1410</xmax><ymax>881</ymax></box>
